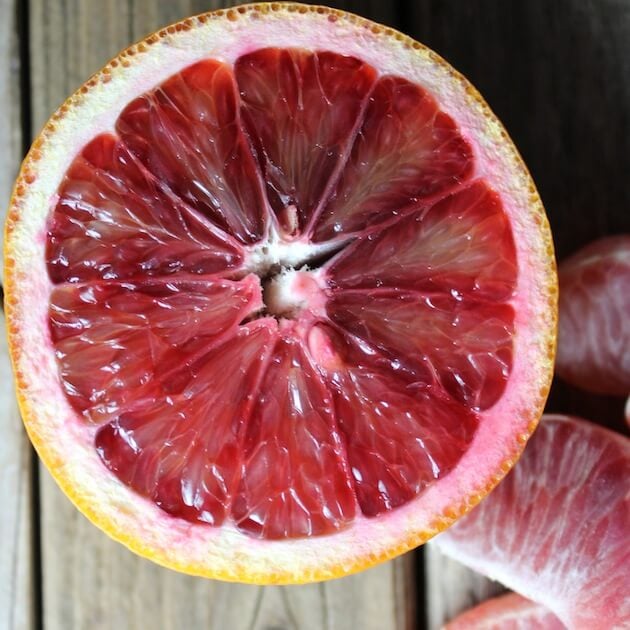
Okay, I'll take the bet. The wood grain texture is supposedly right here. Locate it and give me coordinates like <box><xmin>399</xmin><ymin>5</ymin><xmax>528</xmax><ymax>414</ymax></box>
<box><xmin>424</xmin><ymin>545</ymin><xmax>504</xmax><ymax>630</ymax></box>
<box><xmin>0</xmin><ymin>312</ymin><xmax>34</xmax><ymax>630</ymax></box>
<box><xmin>0</xmin><ymin>1</ymin><xmax>34</xmax><ymax>629</ymax></box>
<box><xmin>0</xmin><ymin>0</ymin><xmax>23</xmax><ymax>281</ymax></box>
<box><xmin>39</xmin><ymin>483</ymin><xmax>411</xmax><ymax>630</ymax></box>
<box><xmin>29</xmin><ymin>1</ymin><xmax>412</xmax><ymax>629</ymax></box>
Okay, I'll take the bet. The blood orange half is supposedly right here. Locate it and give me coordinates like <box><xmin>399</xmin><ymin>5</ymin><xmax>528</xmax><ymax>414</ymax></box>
<box><xmin>445</xmin><ymin>593</ymin><xmax>565</xmax><ymax>630</ymax></box>
<box><xmin>435</xmin><ymin>415</ymin><xmax>630</xmax><ymax>628</ymax></box>
<box><xmin>4</xmin><ymin>4</ymin><xmax>556</xmax><ymax>583</ymax></box>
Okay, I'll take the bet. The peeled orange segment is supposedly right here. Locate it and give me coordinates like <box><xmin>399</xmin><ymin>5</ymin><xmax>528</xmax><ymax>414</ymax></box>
<box><xmin>445</xmin><ymin>593</ymin><xmax>565</xmax><ymax>630</ymax></box>
<box><xmin>435</xmin><ymin>415</ymin><xmax>630</xmax><ymax>629</ymax></box>
<box><xmin>117</xmin><ymin>59</ymin><xmax>269</xmax><ymax>243</ymax></box>
<box><xmin>5</xmin><ymin>5</ymin><xmax>556</xmax><ymax>583</ymax></box>
<box><xmin>95</xmin><ymin>322</ymin><xmax>276</xmax><ymax>527</ymax></box>
<box><xmin>327</xmin><ymin>182</ymin><xmax>517</xmax><ymax>301</ymax></box>
<box><xmin>557</xmin><ymin>235</ymin><xmax>630</xmax><ymax>395</ymax></box>
<box><xmin>47</xmin><ymin>134</ymin><xmax>244</xmax><ymax>283</ymax></box>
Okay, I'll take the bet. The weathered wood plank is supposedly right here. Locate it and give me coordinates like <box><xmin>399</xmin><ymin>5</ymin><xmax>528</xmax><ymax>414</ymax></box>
<box><xmin>0</xmin><ymin>0</ymin><xmax>24</xmax><ymax>279</ymax></box>
<box><xmin>0</xmin><ymin>0</ymin><xmax>34</xmax><ymax>628</ymax></box>
<box><xmin>424</xmin><ymin>545</ymin><xmax>504</xmax><ymax>630</ymax></box>
<box><xmin>30</xmin><ymin>1</ymin><xmax>412</xmax><ymax>629</ymax></box>
<box><xmin>0</xmin><ymin>317</ymin><xmax>35</xmax><ymax>630</ymax></box>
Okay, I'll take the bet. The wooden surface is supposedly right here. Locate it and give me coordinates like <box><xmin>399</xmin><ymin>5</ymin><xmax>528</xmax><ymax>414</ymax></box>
<box><xmin>0</xmin><ymin>1</ymin><xmax>34</xmax><ymax>629</ymax></box>
<box><xmin>424</xmin><ymin>546</ymin><xmax>504</xmax><ymax>630</ymax></box>
<box><xmin>2</xmin><ymin>1</ymin><xmax>629</xmax><ymax>629</ymax></box>
<box><xmin>0</xmin><ymin>311</ymin><xmax>34</xmax><ymax>630</ymax></box>
<box><xmin>0</xmin><ymin>0</ymin><xmax>23</xmax><ymax>281</ymax></box>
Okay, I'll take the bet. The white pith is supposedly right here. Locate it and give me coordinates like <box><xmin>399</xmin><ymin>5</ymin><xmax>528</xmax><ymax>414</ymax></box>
<box><xmin>244</xmin><ymin>230</ymin><xmax>341</xmax><ymax>277</ymax></box>
<box><xmin>262</xmin><ymin>267</ymin><xmax>322</xmax><ymax>317</ymax></box>
<box><xmin>245</xmin><ymin>225</ymin><xmax>339</xmax><ymax>318</ymax></box>
<box><xmin>5</xmin><ymin>4</ymin><xmax>556</xmax><ymax>583</ymax></box>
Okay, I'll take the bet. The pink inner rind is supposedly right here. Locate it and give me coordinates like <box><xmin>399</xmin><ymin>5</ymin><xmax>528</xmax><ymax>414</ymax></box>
<box><xmin>45</xmin><ymin>47</ymin><xmax>517</xmax><ymax>540</ymax></box>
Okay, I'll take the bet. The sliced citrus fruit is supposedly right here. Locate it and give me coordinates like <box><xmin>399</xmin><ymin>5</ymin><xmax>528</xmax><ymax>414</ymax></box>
<box><xmin>4</xmin><ymin>4</ymin><xmax>556</xmax><ymax>583</ymax></box>
<box><xmin>557</xmin><ymin>235</ymin><xmax>630</xmax><ymax>396</ymax></box>
<box><xmin>435</xmin><ymin>415</ymin><xmax>630</xmax><ymax>628</ymax></box>
<box><xmin>445</xmin><ymin>593</ymin><xmax>565</xmax><ymax>630</ymax></box>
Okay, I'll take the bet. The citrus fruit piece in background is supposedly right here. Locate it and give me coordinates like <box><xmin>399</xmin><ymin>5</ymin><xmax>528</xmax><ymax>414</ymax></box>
<box><xmin>435</xmin><ymin>415</ymin><xmax>630</xmax><ymax>629</ymax></box>
<box><xmin>556</xmin><ymin>235</ymin><xmax>630</xmax><ymax>396</ymax></box>
<box><xmin>445</xmin><ymin>592</ymin><xmax>565</xmax><ymax>630</ymax></box>
<box><xmin>4</xmin><ymin>4</ymin><xmax>556</xmax><ymax>583</ymax></box>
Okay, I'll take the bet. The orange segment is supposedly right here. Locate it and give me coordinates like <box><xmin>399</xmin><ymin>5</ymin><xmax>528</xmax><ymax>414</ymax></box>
<box><xmin>233</xmin><ymin>335</ymin><xmax>356</xmax><ymax>539</ymax></box>
<box><xmin>317</xmin><ymin>324</ymin><xmax>478</xmax><ymax>516</ymax></box>
<box><xmin>327</xmin><ymin>181</ymin><xmax>517</xmax><ymax>301</ymax></box>
<box><xmin>117</xmin><ymin>60</ymin><xmax>269</xmax><ymax>243</ymax></box>
<box><xmin>95</xmin><ymin>322</ymin><xmax>276</xmax><ymax>527</ymax></box>
<box><xmin>313</xmin><ymin>74</ymin><xmax>474</xmax><ymax>241</ymax></box>
<box><xmin>47</xmin><ymin>133</ymin><xmax>244</xmax><ymax>283</ymax></box>
<box><xmin>556</xmin><ymin>235</ymin><xmax>630</xmax><ymax>395</ymax></box>
<box><xmin>49</xmin><ymin>276</ymin><xmax>262</xmax><ymax>423</ymax></box>
<box><xmin>436</xmin><ymin>415</ymin><xmax>630</xmax><ymax>628</ymax></box>
<box><xmin>445</xmin><ymin>593</ymin><xmax>565</xmax><ymax>630</ymax></box>
<box><xmin>328</xmin><ymin>292</ymin><xmax>514</xmax><ymax>410</ymax></box>
<box><xmin>236</xmin><ymin>48</ymin><xmax>377</xmax><ymax>235</ymax></box>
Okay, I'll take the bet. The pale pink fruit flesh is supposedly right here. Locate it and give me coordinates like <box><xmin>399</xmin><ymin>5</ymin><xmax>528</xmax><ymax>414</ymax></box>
<box><xmin>46</xmin><ymin>48</ymin><xmax>518</xmax><ymax>539</ymax></box>
<box><xmin>557</xmin><ymin>235</ymin><xmax>630</xmax><ymax>396</ymax></box>
<box><xmin>445</xmin><ymin>592</ymin><xmax>565</xmax><ymax>630</ymax></box>
<box><xmin>435</xmin><ymin>415</ymin><xmax>630</xmax><ymax>629</ymax></box>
